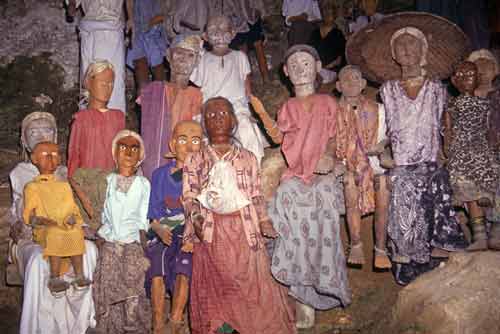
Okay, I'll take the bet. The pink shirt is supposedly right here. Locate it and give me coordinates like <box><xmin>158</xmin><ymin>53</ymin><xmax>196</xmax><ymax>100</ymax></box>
<box><xmin>278</xmin><ymin>94</ymin><xmax>337</xmax><ymax>184</ymax></box>
<box><xmin>68</xmin><ymin>108</ymin><xmax>125</xmax><ymax>177</ymax></box>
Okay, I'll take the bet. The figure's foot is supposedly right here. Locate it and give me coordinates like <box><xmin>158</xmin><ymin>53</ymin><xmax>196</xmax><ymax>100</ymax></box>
<box><xmin>48</xmin><ymin>277</ymin><xmax>70</xmax><ymax>297</ymax></box>
<box><xmin>467</xmin><ymin>220</ymin><xmax>488</xmax><ymax>252</ymax></box>
<box><xmin>431</xmin><ymin>248</ymin><xmax>450</xmax><ymax>258</ymax></box>
<box><xmin>467</xmin><ymin>239</ymin><xmax>488</xmax><ymax>252</ymax></box>
<box><xmin>488</xmin><ymin>223</ymin><xmax>500</xmax><ymax>251</ymax></box>
<box><xmin>347</xmin><ymin>242</ymin><xmax>365</xmax><ymax>265</ymax></box>
<box><xmin>295</xmin><ymin>302</ymin><xmax>315</xmax><ymax>329</ymax></box>
<box><xmin>166</xmin><ymin>317</ymin><xmax>189</xmax><ymax>334</ymax></box>
<box><xmin>374</xmin><ymin>247</ymin><xmax>392</xmax><ymax>269</ymax></box>
<box><xmin>72</xmin><ymin>276</ymin><xmax>92</xmax><ymax>290</ymax></box>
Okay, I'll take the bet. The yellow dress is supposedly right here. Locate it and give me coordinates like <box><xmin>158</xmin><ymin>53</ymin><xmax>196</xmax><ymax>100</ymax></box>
<box><xmin>23</xmin><ymin>174</ymin><xmax>85</xmax><ymax>258</ymax></box>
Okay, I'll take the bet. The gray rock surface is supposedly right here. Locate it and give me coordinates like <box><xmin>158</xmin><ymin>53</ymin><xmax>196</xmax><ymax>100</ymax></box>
<box><xmin>391</xmin><ymin>252</ymin><xmax>500</xmax><ymax>334</ymax></box>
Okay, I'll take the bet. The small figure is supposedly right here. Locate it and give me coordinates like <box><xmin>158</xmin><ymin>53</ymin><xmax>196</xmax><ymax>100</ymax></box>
<box><xmin>467</xmin><ymin>49</ymin><xmax>499</xmax><ymax>98</ymax></box>
<box><xmin>190</xmin><ymin>15</ymin><xmax>267</xmax><ymax>164</ymax></box>
<box><xmin>445</xmin><ymin>61</ymin><xmax>499</xmax><ymax>251</ymax></box>
<box><xmin>380</xmin><ymin>27</ymin><xmax>467</xmax><ymax>285</ymax></box>
<box><xmin>282</xmin><ymin>0</ymin><xmax>322</xmax><ymax>46</ymax></box>
<box><xmin>23</xmin><ymin>142</ymin><xmax>91</xmax><ymax>296</ymax></box>
<box><xmin>145</xmin><ymin>121</ymin><xmax>202</xmax><ymax>334</ymax></box>
<box><xmin>183</xmin><ymin>97</ymin><xmax>296</xmax><ymax>334</ymax></box>
<box><xmin>139</xmin><ymin>34</ymin><xmax>203</xmax><ymax>179</ymax></box>
<box><xmin>68</xmin><ymin>60</ymin><xmax>125</xmax><ymax>178</ymax></box>
<box><xmin>251</xmin><ymin>45</ymin><xmax>351</xmax><ymax>329</ymax></box>
<box><xmin>93</xmin><ymin>130</ymin><xmax>151</xmax><ymax>333</ymax></box>
<box><xmin>335</xmin><ymin>65</ymin><xmax>391</xmax><ymax>269</ymax></box>
<box><xmin>127</xmin><ymin>0</ymin><xmax>168</xmax><ymax>92</ymax></box>
<box><xmin>66</xmin><ymin>0</ymin><xmax>132</xmax><ymax>113</ymax></box>
<box><xmin>310</xmin><ymin>1</ymin><xmax>346</xmax><ymax>83</ymax></box>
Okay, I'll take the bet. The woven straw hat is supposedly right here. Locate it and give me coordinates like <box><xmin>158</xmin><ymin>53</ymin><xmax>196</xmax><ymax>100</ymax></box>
<box><xmin>346</xmin><ymin>12</ymin><xmax>471</xmax><ymax>83</ymax></box>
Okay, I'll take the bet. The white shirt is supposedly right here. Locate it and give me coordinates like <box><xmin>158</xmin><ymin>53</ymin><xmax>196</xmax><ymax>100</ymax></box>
<box><xmin>73</xmin><ymin>0</ymin><xmax>125</xmax><ymax>22</ymax></box>
<box><xmin>190</xmin><ymin>50</ymin><xmax>251</xmax><ymax>111</ymax></box>
<box><xmin>348</xmin><ymin>13</ymin><xmax>384</xmax><ymax>34</ymax></box>
<box><xmin>282</xmin><ymin>0</ymin><xmax>322</xmax><ymax>26</ymax></box>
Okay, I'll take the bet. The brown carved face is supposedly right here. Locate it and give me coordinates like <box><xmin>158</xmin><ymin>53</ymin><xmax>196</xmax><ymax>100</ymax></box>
<box><xmin>168</xmin><ymin>47</ymin><xmax>199</xmax><ymax>76</ymax></box>
<box><xmin>31</xmin><ymin>142</ymin><xmax>60</xmax><ymax>175</ymax></box>
<box><xmin>86</xmin><ymin>68</ymin><xmax>114</xmax><ymax>106</ymax></box>
<box><xmin>393</xmin><ymin>33</ymin><xmax>424</xmax><ymax>68</ymax></box>
<box><xmin>452</xmin><ymin>61</ymin><xmax>478</xmax><ymax>95</ymax></box>
<box><xmin>204</xmin><ymin>16</ymin><xmax>235</xmax><ymax>49</ymax></box>
<box><xmin>284</xmin><ymin>51</ymin><xmax>321</xmax><ymax>87</ymax></box>
<box><xmin>337</xmin><ymin>68</ymin><xmax>366</xmax><ymax>98</ymax></box>
<box><xmin>169</xmin><ymin>121</ymin><xmax>203</xmax><ymax>164</ymax></box>
<box><xmin>115</xmin><ymin>136</ymin><xmax>141</xmax><ymax>170</ymax></box>
<box><xmin>474</xmin><ymin>58</ymin><xmax>497</xmax><ymax>86</ymax></box>
<box><xmin>203</xmin><ymin>98</ymin><xmax>236</xmax><ymax>143</ymax></box>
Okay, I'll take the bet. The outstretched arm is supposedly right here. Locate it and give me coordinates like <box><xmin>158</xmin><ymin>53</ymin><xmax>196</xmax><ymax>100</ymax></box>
<box><xmin>249</xmin><ymin>95</ymin><xmax>283</xmax><ymax>144</ymax></box>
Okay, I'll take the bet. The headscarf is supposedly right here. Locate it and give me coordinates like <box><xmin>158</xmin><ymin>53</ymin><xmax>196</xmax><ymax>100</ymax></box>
<box><xmin>390</xmin><ymin>27</ymin><xmax>429</xmax><ymax>77</ymax></box>
<box><xmin>170</xmin><ymin>33</ymin><xmax>203</xmax><ymax>54</ymax></box>
<box><xmin>284</xmin><ymin>44</ymin><xmax>321</xmax><ymax>62</ymax></box>
<box><xmin>111</xmin><ymin>130</ymin><xmax>146</xmax><ymax>167</ymax></box>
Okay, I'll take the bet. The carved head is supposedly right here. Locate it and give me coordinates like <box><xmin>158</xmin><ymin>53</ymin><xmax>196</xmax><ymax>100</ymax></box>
<box><xmin>204</xmin><ymin>15</ymin><xmax>235</xmax><ymax>50</ymax></box>
<box><xmin>83</xmin><ymin>60</ymin><xmax>115</xmax><ymax>107</ymax></box>
<box><xmin>390</xmin><ymin>27</ymin><xmax>428</xmax><ymax>74</ymax></box>
<box><xmin>202</xmin><ymin>97</ymin><xmax>237</xmax><ymax>144</ymax></box>
<box><xmin>169</xmin><ymin>121</ymin><xmax>203</xmax><ymax>165</ymax></box>
<box><xmin>336</xmin><ymin>65</ymin><xmax>367</xmax><ymax>98</ymax></box>
<box><xmin>451</xmin><ymin>61</ymin><xmax>479</xmax><ymax>95</ymax></box>
<box><xmin>21</xmin><ymin>112</ymin><xmax>57</xmax><ymax>155</ymax></box>
<box><xmin>284</xmin><ymin>45</ymin><xmax>322</xmax><ymax>88</ymax></box>
<box><xmin>361</xmin><ymin>0</ymin><xmax>379</xmax><ymax>16</ymax></box>
<box><xmin>31</xmin><ymin>142</ymin><xmax>60</xmax><ymax>175</ymax></box>
<box><xmin>167</xmin><ymin>34</ymin><xmax>203</xmax><ymax>76</ymax></box>
<box><xmin>111</xmin><ymin>130</ymin><xmax>145</xmax><ymax>173</ymax></box>
<box><xmin>467</xmin><ymin>49</ymin><xmax>499</xmax><ymax>87</ymax></box>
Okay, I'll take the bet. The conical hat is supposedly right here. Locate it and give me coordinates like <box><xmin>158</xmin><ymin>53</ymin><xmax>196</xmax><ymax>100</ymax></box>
<box><xmin>346</xmin><ymin>12</ymin><xmax>471</xmax><ymax>83</ymax></box>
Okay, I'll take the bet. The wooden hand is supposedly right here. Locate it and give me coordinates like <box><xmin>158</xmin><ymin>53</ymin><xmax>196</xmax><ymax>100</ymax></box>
<box><xmin>29</xmin><ymin>209</ymin><xmax>58</xmax><ymax>227</ymax></box>
<box><xmin>260</xmin><ymin>219</ymin><xmax>278</xmax><ymax>238</ymax></box>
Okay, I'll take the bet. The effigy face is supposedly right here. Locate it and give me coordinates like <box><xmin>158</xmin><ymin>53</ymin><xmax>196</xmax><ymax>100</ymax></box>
<box><xmin>285</xmin><ymin>51</ymin><xmax>319</xmax><ymax>88</ymax></box>
<box><xmin>171</xmin><ymin>47</ymin><xmax>199</xmax><ymax>76</ymax></box>
<box><xmin>24</xmin><ymin>118</ymin><xmax>56</xmax><ymax>152</ymax></box>
<box><xmin>203</xmin><ymin>98</ymin><xmax>235</xmax><ymax>143</ymax></box>
<box><xmin>474</xmin><ymin>57</ymin><xmax>497</xmax><ymax>87</ymax></box>
<box><xmin>115</xmin><ymin>136</ymin><xmax>141</xmax><ymax>172</ymax></box>
<box><xmin>337</xmin><ymin>67</ymin><xmax>366</xmax><ymax>98</ymax></box>
<box><xmin>392</xmin><ymin>33</ymin><xmax>425</xmax><ymax>68</ymax></box>
<box><xmin>170</xmin><ymin>121</ymin><xmax>203</xmax><ymax>164</ymax></box>
<box><xmin>205</xmin><ymin>16</ymin><xmax>234</xmax><ymax>49</ymax></box>
<box><xmin>31</xmin><ymin>142</ymin><xmax>60</xmax><ymax>175</ymax></box>
<box><xmin>452</xmin><ymin>61</ymin><xmax>479</xmax><ymax>95</ymax></box>
<box><xmin>86</xmin><ymin>68</ymin><xmax>115</xmax><ymax>106</ymax></box>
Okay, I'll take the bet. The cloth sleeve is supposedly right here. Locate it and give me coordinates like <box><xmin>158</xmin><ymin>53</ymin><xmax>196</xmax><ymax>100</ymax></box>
<box><xmin>248</xmin><ymin>153</ymin><xmax>269</xmax><ymax>222</ymax></box>
<box><xmin>327</xmin><ymin>97</ymin><xmax>337</xmax><ymax>139</ymax></box>
<box><xmin>147</xmin><ymin>169</ymin><xmax>165</xmax><ymax>220</ymax></box>
<box><xmin>189</xmin><ymin>55</ymin><xmax>205</xmax><ymax>87</ymax></box>
<box><xmin>67</xmin><ymin>116</ymin><xmax>82</xmax><ymax>178</ymax></box>
<box><xmin>139</xmin><ymin>178</ymin><xmax>151</xmax><ymax>231</ymax></box>
<box><xmin>310</xmin><ymin>0</ymin><xmax>322</xmax><ymax>21</ymax></box>
<box><xmin>71</xmin><ymin>199</ymin><xmax>85</xmax><ymax>228</ymax></box>
<box><xmin>22</xmin><ymin>184</ymin><xmax>39</xmax><ymax>225</ymax></box>
<box><xmin>239</xmin><ymin>52</ymin><xmax>252</xmax><ymax>79</ymax></box>
<box><xmin>182</xmin><ymin>152</ymin><xmax>202</xmax><ymax>241</ymax></box>
<box><xmin>277</xmin><ymin>102</ymin><xmax>299</xmax><ymax>134</ymax></box>
<box><xmin>9</xmin><ymin>170</ymin><xmax>25</xmax><ymax>224</ymax></box>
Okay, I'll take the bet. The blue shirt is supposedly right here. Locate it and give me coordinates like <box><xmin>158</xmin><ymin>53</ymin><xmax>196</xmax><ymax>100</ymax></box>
<box><xmin>134</xmin><ymin>0</ymin><xmax>162</xmax><ymax>33</ymax></box>
<box><xmin>147</xmin><ymin>160</ymin><xmax>184</xmax><ymax>220</ymax></box>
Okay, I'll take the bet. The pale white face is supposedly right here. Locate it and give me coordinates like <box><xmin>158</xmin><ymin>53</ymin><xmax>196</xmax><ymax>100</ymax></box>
<box><xmin>337</xmin><ymin>69</ymin><xmax>366</xmax><ymax>98</ymax></box>
<box><xmin>24</xmin><ymin>118</ymin><xmax>56</xmax><ymax>151</ymax></box>
<box><xmin>392</xmin><ymin>33</ymin><xmax>425</xmax><ymax>68</ymax></box>
<box><xmin>205</xmin><ymin>17</ymin><xmax>234</xmax><ymax>49</ymax></box>
<box><xmin>170</xmin><ymin>47</ymin><xmax>199</xmax><ymax>76</ymax></box>
<box><xmin>285</xmin><ymin>51</ymin><xmax>320</xmax><ymax>86</ymax></box>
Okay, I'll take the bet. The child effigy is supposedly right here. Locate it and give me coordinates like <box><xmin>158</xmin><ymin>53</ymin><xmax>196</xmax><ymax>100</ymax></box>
<box><xmin>467</xmin><ymin>49</ymin><xmax>499</xmax><ymax>98</ymax></box>
<box><xmin>66</xmin><ymin>0</ymin><xmax>130</xmax><ymax>113</ymax></box>
<box><xmin>139</xmin><ymin>34</ymin><xmax>203</xmax><ymax>180</ymax></box>
<box><xmin>145</xmin><ymin>121</ymin><xmax>202</xmax><ymax>334</ymax></box>
<box><xmin>250</xmin><ymin>45</ymin><xmax>351</xmax><ymax>329</ymax></box>
<box><xmin>23</xmin><ymin>142</ymin><xmax>91</xmax><ymax>295</ymax></box>
<box><xmin>190</xmin><ymin>15</ymin><xmax>268</xmax><ymax>164</ymax></box>
<box><xmin>183</xmin><ymin>97</ymin><xmax>296</xmax><ymax>334</ymax></box>
<box><xmin>346</xmin><ymin>12</ymin><xmax>470</xmax><ymax>285</ymax></box>
<box><xmin>93</xmin><ymin>130</ymin><xmax>151</xmax><ymax>333</ymax></box>
<box><xmin>127</xmin><ymin>0</ymin><xmax>168</xmax><ymax>92</ymax></box>
<box><xmin>445</xmin><ymin>61</ymin><xmax>499</xmax><ymax>251</ymax></box>
<box><xmin>8</xmin><ymin>112</ymin><xmax>98</xmax><ymax>334</ymax></box>
<box><xmin>335</xmin><ymin>65</ymin><xmax>391</xmax><ymax>269</ymax></box>
<box><xmin>68</xmin><ymin>60</ymin><xmax>125</xmax><ymax>178</ymax></box>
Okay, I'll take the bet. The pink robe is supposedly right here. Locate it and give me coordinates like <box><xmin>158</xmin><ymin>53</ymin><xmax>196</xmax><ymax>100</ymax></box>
<box><xmin>68</xmin><ymin>109</ymin><xmax>125</xmax><ymax>177</ymax></box>
<box><xmin>278</xmin><ymin>94</ymin><xmax>337</xmax><ymax>184</ymax></box>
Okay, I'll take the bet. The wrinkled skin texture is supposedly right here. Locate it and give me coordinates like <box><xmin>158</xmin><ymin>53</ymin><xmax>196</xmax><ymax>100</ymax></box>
<box><xmin>204</xmin><ymin>16</ymin><xmax>235</xmax><ymax>51</ymax></box>
<box><xmin>86</xmin><ymin>68</ymin><xmax>115</xmax><ymax>110</ymax></box>
<box><xmin>169</xmin><ymin>47</ymin><xmax>199</xmax><ymax>77</ymax></box>
<box><xmin>24</xmin><ymin>119</ymin><xmax>56</xmax><ymax>152</ymax></box>
<box><xmin>337</xmin><ymin>68</ymin><xmax>366</xmax><ymax>98</ymax></box>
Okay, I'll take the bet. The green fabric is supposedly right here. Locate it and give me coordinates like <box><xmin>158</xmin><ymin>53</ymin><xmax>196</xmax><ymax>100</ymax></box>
<box><xmin>217</xmin><ymin>323</ymin><xmax>235</xmax><ymax>333</ymax></box>
<box><xmin>72</xmin><ymin>168</ymin><xmax>109</xmax><ymax>230</ymax></box>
